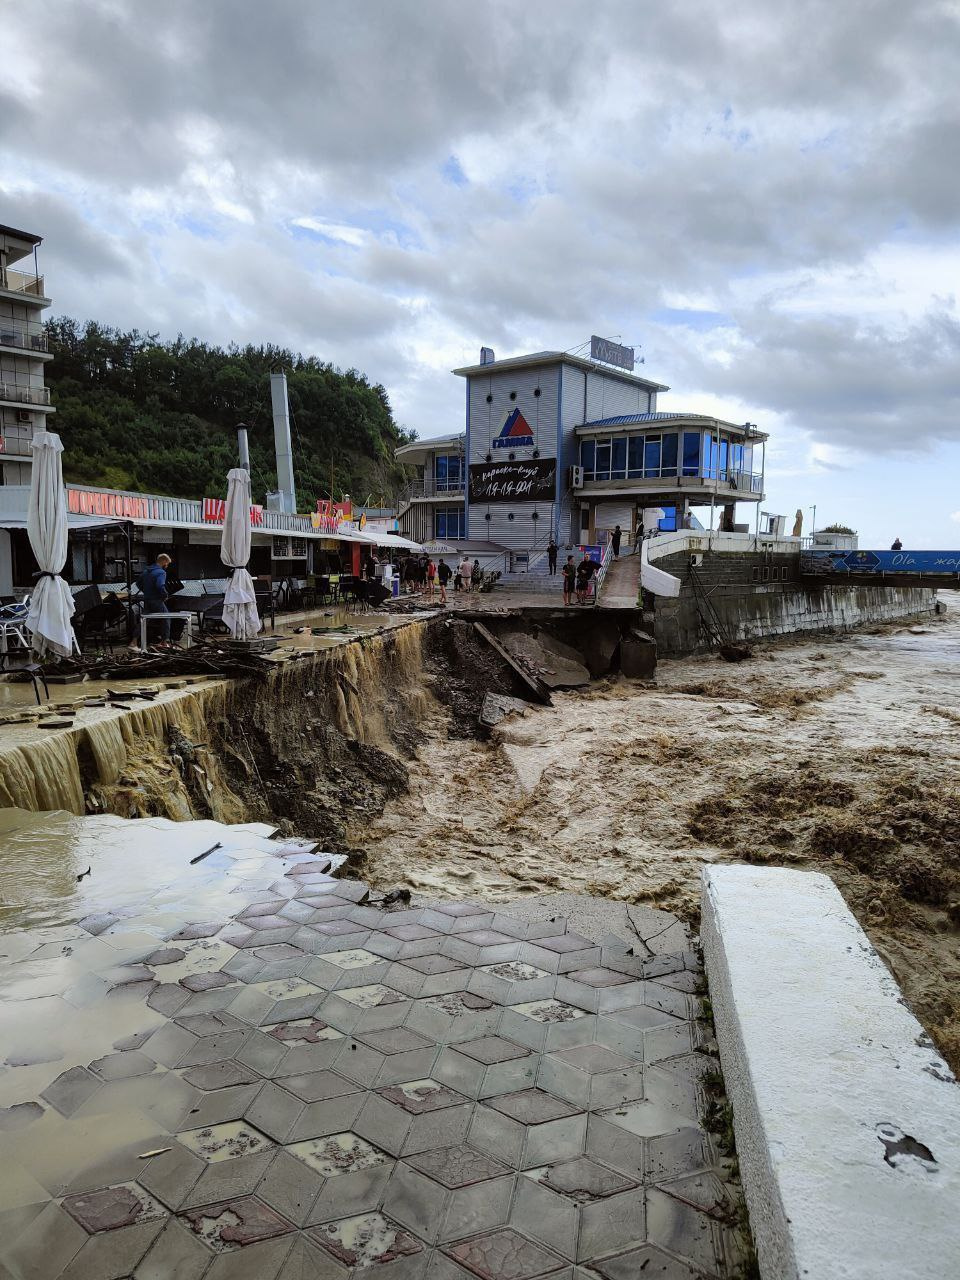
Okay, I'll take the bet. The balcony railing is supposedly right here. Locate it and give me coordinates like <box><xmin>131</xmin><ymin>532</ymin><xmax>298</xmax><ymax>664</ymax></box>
<box><xmin>0</xmin><ymin>383</ymin><xmax>50</xmax><ymax>406</ymax></box>
<box><xmin>0</xmin><ymin>433</ymin><xmax>33</xmax><ymax>457</ymax></box>
<box><xmin>581</xmin><ymin>467</ymin><xmax>762</xmax><ymax>493</ymax></box>
<box><xmin>0</xmin><ymin>269</ymin><xmax>46</xmax><ymax>297</ymax></box>
<box><xmin>0</xmin><ymin>323</ymin><xmax>48</xmax><ymax>353</ymax></box>
<box><xmin>403</xmin><ymin>477</ymin><xmax>465</xmax><ymax>500</ymax></box>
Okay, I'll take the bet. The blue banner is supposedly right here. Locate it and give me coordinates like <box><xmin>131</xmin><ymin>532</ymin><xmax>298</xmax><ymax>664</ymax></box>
<box><xmin>802</xmin><ymin>549</ymin><xmax>960</xmax><ymax>576</ymax></box>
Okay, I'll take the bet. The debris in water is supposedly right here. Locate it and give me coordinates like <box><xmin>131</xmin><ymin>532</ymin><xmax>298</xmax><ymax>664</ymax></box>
<box><xmin>76</xmin><ymin>866</ymin><xmax>92</xmax><ymax>881</ymax></box>
<box><xmin>137</xmin><ymin>1147</ymin><xmax>171</xmax><ymax>1159</ymax></box>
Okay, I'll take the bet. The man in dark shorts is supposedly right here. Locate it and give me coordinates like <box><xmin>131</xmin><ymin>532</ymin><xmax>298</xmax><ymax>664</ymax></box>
<box><xmin>548</xmin><ymin>539</ymin><xmax>558</xmax><ymax>574</ymax></box>
<box><xmin>437</xmin><ymin>557</ymin><xmax>451</xmax><ymax>603</ymax></box>
<box><xmin>576</xmin><ymin>552</ymin><xmax>597</xmax><ymax>604</ymax></box>
<box><xmin>562</xmin><ymin>555</ymin><xmax>576</xmax><ymax>606</ymax></box>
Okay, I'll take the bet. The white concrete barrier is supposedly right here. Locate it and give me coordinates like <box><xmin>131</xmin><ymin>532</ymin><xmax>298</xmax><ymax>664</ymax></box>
<box><xmin>701</xmin><ymin>865</ymin><xmax>960</xmax><ymax>1280</ymax></box>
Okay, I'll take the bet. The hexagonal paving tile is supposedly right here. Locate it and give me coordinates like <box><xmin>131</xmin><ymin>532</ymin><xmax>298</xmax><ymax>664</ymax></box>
<box><xmin>179</xmin><ymin>1195</ymin><xmax>294</xmax><ymax>1251</ymax></box>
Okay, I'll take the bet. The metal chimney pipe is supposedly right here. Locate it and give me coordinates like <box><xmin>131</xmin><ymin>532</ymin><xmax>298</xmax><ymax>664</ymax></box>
<box><xmin>269</xmin><ymin>371</ymin><xmax>297</xmax><ymax>514</ymax></box>
<box><xmin>237</xmin><ymin>423</ymin><xmax>250</xmax><ymax>472</ymax></box>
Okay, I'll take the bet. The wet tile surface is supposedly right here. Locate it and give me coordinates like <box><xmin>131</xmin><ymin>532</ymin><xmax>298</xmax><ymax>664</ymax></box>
<box><xmin>0</xmin><ymin>831</ymin><xmax>739</xmax><ymax>1278</ymax></box>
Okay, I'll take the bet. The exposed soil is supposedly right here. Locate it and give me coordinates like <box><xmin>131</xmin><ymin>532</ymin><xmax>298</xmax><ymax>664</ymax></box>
<box><xmin>354</xmin><ymin>606</ymin><xmax>960</xmax><ymax>1073</ymax></box>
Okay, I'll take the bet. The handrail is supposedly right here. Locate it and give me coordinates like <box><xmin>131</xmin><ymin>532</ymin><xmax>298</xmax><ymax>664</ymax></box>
<box><xmin>0</xmin><ymin>269</ymin><xmax>46</xmax><ymax>297</ymax></box>
<box><xmin>0</xmin><ymin>383</ymin><xmax>51</xmax><ymax>405</ymax></box>
<box><xmin>0</xmin><ymin>324</ymin><xmax>48</xmax><ymax>352</ymax></box>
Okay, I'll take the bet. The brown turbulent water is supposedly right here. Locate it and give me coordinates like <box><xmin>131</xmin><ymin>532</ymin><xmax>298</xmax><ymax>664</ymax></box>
<box><xmin>356</xmin><ymin>606</ymin><xmax>960</xmax><ymax>1072</ymax></box>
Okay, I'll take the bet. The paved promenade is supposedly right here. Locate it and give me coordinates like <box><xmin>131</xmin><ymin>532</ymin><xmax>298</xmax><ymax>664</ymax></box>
<box><xmin>0</xmin><ymin>826</ymin><xmax>742</xmax><ymax>1279</ymax></box>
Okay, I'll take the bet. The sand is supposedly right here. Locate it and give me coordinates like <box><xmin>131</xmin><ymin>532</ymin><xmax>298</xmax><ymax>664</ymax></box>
<box><xmin>355</xmin><ymin>604</ymin><xmax>960</xmax><ymax>1072</ymax></box>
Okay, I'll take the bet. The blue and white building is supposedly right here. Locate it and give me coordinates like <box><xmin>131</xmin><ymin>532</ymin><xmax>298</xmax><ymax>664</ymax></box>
<box><xmin>398</xmin><ymin>345</ymin><xmax>768</xmax><ymax>568</ymax></box>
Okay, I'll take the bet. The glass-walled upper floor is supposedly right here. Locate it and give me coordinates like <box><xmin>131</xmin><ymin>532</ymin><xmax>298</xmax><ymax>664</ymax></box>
<box><xmin>579</xmin><ymin>429</ymin><xmax>761</xmax><ymax>491</ymax></box>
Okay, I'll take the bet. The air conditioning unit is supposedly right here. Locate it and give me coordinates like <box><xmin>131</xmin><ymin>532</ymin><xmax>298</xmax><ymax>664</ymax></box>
<box><xmin>16</xmin><ymin>410</ymin><xmax>32</xmax><ymax>424</ymax></box>
<box><xmin>690</xmin><ymin>553</ymin><xmax>703</xmax><ymax>567</ymax></box>
<box><xmin>569</xmin><ymin>465</ymin><xmax>584</xmax><ymax>490</ymax></box>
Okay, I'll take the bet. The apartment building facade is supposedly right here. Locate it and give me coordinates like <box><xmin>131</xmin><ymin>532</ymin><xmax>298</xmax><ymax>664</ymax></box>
<box><xmin>0</xmin><ymin>224</ymin><xmax>53</xmax><ymax>485</ymax></box>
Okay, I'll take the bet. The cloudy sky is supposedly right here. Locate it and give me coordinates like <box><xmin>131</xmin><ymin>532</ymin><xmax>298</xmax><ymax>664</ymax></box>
<box><xmin>3</xmin><ymin>0</ymin><xmax>959</xmax><ymax>544</ymax></box>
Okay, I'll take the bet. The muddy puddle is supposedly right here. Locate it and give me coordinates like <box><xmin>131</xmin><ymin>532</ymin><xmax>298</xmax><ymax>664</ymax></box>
<box><xmin>357</xmin><ymin>604</ymin><xmax>960</xmax><ymax>1071</ymax></box>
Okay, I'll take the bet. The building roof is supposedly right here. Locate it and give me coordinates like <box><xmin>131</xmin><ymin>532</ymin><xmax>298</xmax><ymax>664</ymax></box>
<box><xmin>395</xmin><ymin>432</ymin><xmax>464</xmax><ymax>460</ymax></box>
<box><xmin>579</xmin><ymin>411</ymin><xmax>768</xmax><ymax>440</ymax></box>
<box><xmin>452</xmin><ymin>350</ymin><xmax>669</xmax><ymax>393</ymax></box>
<box><xmin>0</xmin><ymin>224</ymin><xmax>43</xmax><ymax>246</ymax></box>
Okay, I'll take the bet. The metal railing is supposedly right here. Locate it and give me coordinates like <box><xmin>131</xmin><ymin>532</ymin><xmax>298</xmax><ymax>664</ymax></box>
<box><xmin>0</xmin><ymin>383</ymin><xmax>50</xmax><ymax>405</ymax></box>
<box><xmin>0</xmin><ymin>323</ymin><xmax>48</xmax><ymax>352</ymax></box>
<box><xmin>580</xmin><ymin>467</ymin><xmax>762</xmax><ymax>492</ymax></box>
<box><xmin>0</xmin><ymin>269</ymin><xmax>46</xmax><ymax>297</ymax></box>
<box><xmin>402</xmin><ymin>476</ymin><xmax>466</xmax><ymax>500</ymax></box>
<box><xmin>0</xmin><ymin>434</ymin><xmax>33</xmax><ymax>457</ymax></box>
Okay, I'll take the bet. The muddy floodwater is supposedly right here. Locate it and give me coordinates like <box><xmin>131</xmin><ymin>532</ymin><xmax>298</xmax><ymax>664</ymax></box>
<box><xmin>359</xmin><ymin>604</ymin><xmax>960</xmax><ymax>1070</ymax></box>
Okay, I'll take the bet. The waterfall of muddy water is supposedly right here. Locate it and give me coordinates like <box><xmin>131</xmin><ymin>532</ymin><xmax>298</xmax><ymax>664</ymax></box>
<box><xmin>0</xmin><ymin>620</ymin><xmax>432</xmax><ymax>842</ymax></box>
<box><xmin>357</xmin><ymin>605</ymin><xmax>960</xmax><ymax>1072</ymax></box>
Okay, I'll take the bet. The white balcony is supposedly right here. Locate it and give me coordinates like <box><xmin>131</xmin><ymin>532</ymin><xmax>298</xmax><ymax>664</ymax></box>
<box><xmin>0</xmin><ymin>268</ymin><xmax>47</xmax><ymax>300</ymax></box>
<box><xmin>0</xmin><ymin>383</ymin><xmax>51</xmax><ymax>406</ymax></box>
<box><xmin>0</xmin><ymin>321</ymin><xmax>49</xmax><ymax>354</ymax></box>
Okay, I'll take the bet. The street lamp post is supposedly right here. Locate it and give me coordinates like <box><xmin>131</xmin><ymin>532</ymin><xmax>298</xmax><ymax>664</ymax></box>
<box><xmin>809</xmin><ymin>504</ymin><xmax>817</xmax><ymax>539</ymax></box>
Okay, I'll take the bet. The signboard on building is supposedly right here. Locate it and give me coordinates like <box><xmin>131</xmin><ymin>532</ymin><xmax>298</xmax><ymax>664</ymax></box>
<box><xmin>492</xmin><ymin>408</ymin><xmax>534</xmax><ymax>450</ymax></box>
<box><xmin>801</xmin><ymin>549</ymin><xmax>960</xmax><ymax>576</ymax></box>
<box><xmin>202</xmin><ymin>497</ymin><xmax>264</xmax><ymax>526</ymax></box>
<box><xmin>590</xmin><ymin>335</ymin><xmax>635</xmax><ymax>372</ymax></box>
<box><xmin>469</xmin><ymin>458</ymin><xmax>557</xmax><ymax>504</ymax></box>
<box><xmin>311</xmin><ymin>499</ymin><xmax>353</xmax><ymax>533</ymax></box>
<box><xmin>68</xmin><ymin>488</ymin><xmax>160</xmax><ymax>520</ymax></box>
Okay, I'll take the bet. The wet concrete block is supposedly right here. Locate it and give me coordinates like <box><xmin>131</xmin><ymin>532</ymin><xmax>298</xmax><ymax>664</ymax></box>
<box><xmin>620</xmin><ymin>629</ymin><xmax>657</xmax><ymax>680</ymax></box>
<box><xmin>468</xmin><ymin>1090</ymin><xmax>586</xmax><ymax>1170</ymax></box>
<box><xmin>335</xmin><ymin>1027</ymin><xmax>440</xmax><ymax>1088</ymax></box>
<box><xmin>537</xmin><ymin>1044</ymin><xmax>644</xmax><ymax>1111</ymax></box>
<box><xmin>229</xmin><ymin>978</ymin><xmax>325</xmax><ymax>1027</ymax></box>
<box><xmin>511</xmin><ymin>1160</ymin><xmax>644</xmax><ymax>1261</ymax></box>
<box><xmin>40</xmin><ymin>1066</ymin><xmax>102</xmax><ymax>1117</ymax></box>
<box><xmin>419</xmin><ymin>904</ymin><xmax>497</xmax><ymax>935</ymax></box>
<box><xmin>518</xmin><ymin>937</ymin><xmax>602</xmax><ymax>976</ymax></box>
<box><xmin>308</xmin><ymin>1211</ymin><xmax>426</xmax><ymax>1280</ymax></box>
<box><xmin>467</xmin><ymin>962</ymin><xmax>556</xmax><ymax>1006</ymax></box>
<box><xmin>384</xmin><ymin>956</ymin><xmax>472</xmax><ymax>1000</ymax></box>
<box><xmin>435</xmin><ymin>1226</ymin><xmax>569</xmax><ymax>1280</ymax></box>
<box><xmin>405</xmin><ymin>992</ymin><xmax>502</xmax><ymax>1045</ymax></box>
<box><xmin>353</xmin><ymin>1080</ymin><xmax>472</xmax><ymax>1157</ymax></box>
<box><xmin>303</xmin><ymin>949</ymin><xmax>391</xmax><ymax>991</ymax></box>
<box><xmin>441</xmin><ymin>931</ymin><xmax>521</xmax><ymax>968</ymax></box>
<box><xmin>433</xmin><ymin>1037</ymin><xmax>538</xmax><ymax>1101</ymax></box>
<box><xmin>284</xmin><ymin>1133</ymin><xmax>394</xmax><ymax>1225</ymax></box>
<box><xmin>499</xmin><ymin>1002</ymin><xmax>596</xmax><ymax>1053</ymax></box>
<box><xmin>554</xmin><ymin>970</ymin><xmax>647</xmax><ymax>1015</ymax></box>
<box><xmin>133</xmin><ymin>1215</ymin><xmax>212</xmax><ymax>1279</ymax></box>
<box><xmin>318</xmin><ymin>985</ymin><xmax>412</xmax><ymax>1035</ymax></box>
<box><xmin>383</xmin><ymin>1153</ymin><xmax>515</xmax><ymax>1244</ymax></box>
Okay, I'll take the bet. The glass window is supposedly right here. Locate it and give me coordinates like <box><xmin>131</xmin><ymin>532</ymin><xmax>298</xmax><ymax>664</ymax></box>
<box><xmin>580</xmin><ymin>439</ymin><xmax>595</xmax><ymax>478</ymax></box>
<box><xmin>611</xmin><ymin>438</ymin><xmax>627</xmax><ymax>478</ymax></box>
<box><xmin>661</xmin><ymin>432</ymin><xmax>678</xmax><ymax>477</ymax></box>
<box><xmin>595</xmin><ymin>440</ymin><xmax>611</xmax><ymax>481</ymax></box>
<box><xmin>658</xmin><ymin>505</ymin><xmax>677</xmax><ymax>532</ymax></box>
<box><xmin>644</xmin><ymin>435</ymin><xmax>661</xmax><ymax>478</ymax></box>
<box><xmin>702</xmin><ymin>433</ymin><xmax>715</xmax><ymax>480</ymax></box>
<box><xmin>435</xmin><ymin>507</ymin><xmax>465</xmax><ymax>539</ymax></box>
<box><xmin>719</xmin><ymin>439</ymin><xmax>728</xmax><ymax>481</ymax></box>
<box><xmin>731</xmin><ymin>443</ymin><xmax>744</xmax><ymax>475</ymax></box>
<box><xmin>435</xmin><ymin>454</ymin><xmax>462</xmax><ymax>491</ymax></box>
<box><xmin>682</xmin><ymin>431</ymin><xmax>700</xmax><ymax>476</ymax></box>
<box><xmin>628</xmin><ymin>435</ymin><xmax>643</xmax><ymax>479</ymax></box>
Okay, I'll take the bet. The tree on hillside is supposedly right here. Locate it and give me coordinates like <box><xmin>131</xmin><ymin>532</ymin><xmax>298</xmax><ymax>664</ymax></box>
<box><xmin>44</xmin><ymin>318</ymin><xmax>414</xmax><ymax>508</ymax></box>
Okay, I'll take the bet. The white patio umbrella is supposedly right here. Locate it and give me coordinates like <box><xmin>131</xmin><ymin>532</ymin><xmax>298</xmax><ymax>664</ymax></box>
<box><xmin>26</xmin><ymin>430</ymin><xmax>78</xmax><ymax>658</ymax></box>
<box><xmin>220</xmin><ymin>467</ymin><xmax>261</xmax><ymax>640</ymax></box>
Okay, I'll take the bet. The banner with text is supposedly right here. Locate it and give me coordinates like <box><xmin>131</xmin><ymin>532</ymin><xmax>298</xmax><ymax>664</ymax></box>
<box><xmin>469</xmin><ymin>458</ymin><xmax>557</xmax><ymax>504</ymax></box>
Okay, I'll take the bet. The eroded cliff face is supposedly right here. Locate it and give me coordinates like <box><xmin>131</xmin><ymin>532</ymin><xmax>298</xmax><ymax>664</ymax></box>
<box><xmin>0</xmin><ymin>623</ymin><xmax>434</xmax><ymax>846</ymax></box>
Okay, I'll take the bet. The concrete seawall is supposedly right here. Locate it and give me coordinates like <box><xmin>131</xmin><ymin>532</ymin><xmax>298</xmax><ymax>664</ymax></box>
<box><xmin>651</xmin><ymin>548</ymin><xmax>935</xmax><ymax>653</ymax></box>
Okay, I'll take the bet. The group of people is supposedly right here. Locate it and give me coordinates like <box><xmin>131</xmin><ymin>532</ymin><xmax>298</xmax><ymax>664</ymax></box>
<box><xmin>400</xmin><ymin>554</ymin><xmax>485</xmax><ymax>602</ymax></box>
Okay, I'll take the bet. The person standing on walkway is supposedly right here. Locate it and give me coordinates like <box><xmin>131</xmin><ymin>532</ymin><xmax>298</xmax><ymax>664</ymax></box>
<box><xmin>426</xmin><ymin>558</ymin><xmax>437</xmax><ymax>600</ymax></box>
<box><xmin>548</xmin><ymin>538</ymin><xmax>558</xmax><ymax>574</ymax></box>
<box><xmin>611</xmin><ymin>525</ymin><xmax>622</xmax><ymax>558</ymax></box>
<box><xmin>437</xmin><ymin>558</ymin><xmax>451</xmax><ymax>603</ymax></box>
<box><xmin>136</xmin><ymin>552</ymin><xmax>172</xmax><ymax>644</ymax></box>
<box><xmin>634</xmin><ymin>520</ymin><xmax>644</xmax><ymax>554</ymax></box>
<box><xmin>891</xmin><ymin>537</ymin><xmax>903</xmax><ymax>551</ymax></box>
<box><xmin>562</xmin><ymin>555</ymin><xmax>576</xmax><ymax>606</ymax></box>
<box><xmin>459</xmin><ymin>555</ymin><xmax>472</xmax><ymax>593</ymax></box>
<box><xmin>472</xmin><ymin>559</ymin><xmax>482</xmax><ymax>591</ymax></box>
<box><xmin>576</xmin><ymin>552</ymin><xmax>597</xmax><ymax>605</ymax></box>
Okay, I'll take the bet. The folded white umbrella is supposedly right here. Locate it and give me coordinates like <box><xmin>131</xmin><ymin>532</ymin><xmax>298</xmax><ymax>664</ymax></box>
<box><xmin>26</xmin><ymin>430</ymin><xmax>78</xmax><ymax>658</ymax></box>
<box><xmin>220</xmin><ymin>467</ymin><xmax>261</xmax><ymax>640</ymax></box>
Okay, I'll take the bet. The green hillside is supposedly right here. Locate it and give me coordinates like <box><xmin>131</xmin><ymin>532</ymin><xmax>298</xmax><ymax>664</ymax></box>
<box><xmin>45</xmin><ymin>318</ymin><xmax>414</xmax><ymax>509</ymax></box>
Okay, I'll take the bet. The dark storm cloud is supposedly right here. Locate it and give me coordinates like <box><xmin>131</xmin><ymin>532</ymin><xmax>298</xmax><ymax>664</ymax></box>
<box><xmin>1</xmin><ymin>0</ymin><xmax>958</xmax><ymax>449</ymax></box>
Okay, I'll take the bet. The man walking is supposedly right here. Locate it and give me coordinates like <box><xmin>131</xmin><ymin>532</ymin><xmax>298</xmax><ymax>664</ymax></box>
<box><xmin>459</xmin><ymin>555</ymin><xmax>472</xmax><ymax>593</ymax></box>
<box><xmin>437</xmin><ymin>558</ymin><xmax>451</xmax><ymax>603</ymax></box>
<box><xmin>547</xmin><ymin>538</ymin><xmax>558</xmax><ymax>575</ymax></box>
<box><xmin>611</xmin><ymin>524</ymin><xmax>622</xmax><ymax>558</ymax></box>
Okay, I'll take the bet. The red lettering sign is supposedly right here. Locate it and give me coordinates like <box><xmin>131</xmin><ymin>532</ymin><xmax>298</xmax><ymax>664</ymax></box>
<box><xmin>202</xmin><ymin>498</ymin><xmax>265</xmax><ymax>525</ymax></box>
